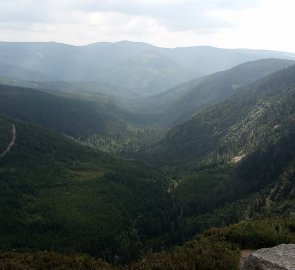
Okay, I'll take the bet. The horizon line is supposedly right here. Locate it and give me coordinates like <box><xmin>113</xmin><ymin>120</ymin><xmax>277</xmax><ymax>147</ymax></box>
<box><xmin>0</xmin><ymin>40</ymin><xmax>294</xmax><ymax>54</ymax></box>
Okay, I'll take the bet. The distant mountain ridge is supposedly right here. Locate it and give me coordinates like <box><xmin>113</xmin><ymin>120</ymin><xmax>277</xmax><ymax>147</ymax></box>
<box><xmin>1</xmin><ymin>41</ymin><xmax>295</xmax><ymax>96</ymax></box>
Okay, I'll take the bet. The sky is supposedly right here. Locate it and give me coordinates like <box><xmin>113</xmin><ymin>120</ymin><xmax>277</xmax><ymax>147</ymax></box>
<box><xmin>1</xmin><ymin>0</ymin><xmax>295</xmax><ymax>52</ymax></box>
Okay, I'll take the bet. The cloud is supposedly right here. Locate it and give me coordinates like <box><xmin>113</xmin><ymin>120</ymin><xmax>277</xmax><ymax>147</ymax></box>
<box><xmin>69</xmin><ymin>0</ymin><xmax>259</xmax><ymax>15</ymax></box>
<box><xmin>0</xmin><ymin>0</ymin><xmax>260</xmax><ymax>31</ymax></box>
<box><xmin>0</xmin><ymin>0</ymin><xmax>294</xmax><ymax>53</ymax></box>
<box><xmin>67</xmin><ymin>0</ymin><xmax>260</xmax><ymax>31</ymax></box>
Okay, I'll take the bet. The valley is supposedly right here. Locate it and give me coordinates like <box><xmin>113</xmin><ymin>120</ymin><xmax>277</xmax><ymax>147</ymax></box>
<box><xmin>0</xmin><ymin>41</ymin><xmax>295</xmax><ymax>269</ymax></box>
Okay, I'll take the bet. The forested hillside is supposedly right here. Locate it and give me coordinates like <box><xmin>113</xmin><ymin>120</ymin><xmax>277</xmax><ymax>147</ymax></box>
<box><xmin>0</xmin><ymin>116</ymin><xmax>178</xmax><ymax>263</ymax></box>
<box><xmin>0</xmin><ymin>77</ymin><xmax>136</xmax><ymax>100</ymax></box>
<box><xmin>0</xmin><ymin>84</ymin><xmax>135</xmax><ymax>138</ymax></box>
<box><xmin>0</xmin><ymin>83</ymin><xmax>169</xmax><ymax>154</ymax></box>
<box><xmin>147</xmin><ymin>64</ymin><xmax>295</xmax><ymax>244</ymax></box>
<box><xmin>137</xmin><ymin>59</ymin><xmax>295</xmax><ymax>125</ymax></box>
<box><xmin>2</xmin><ymin>0</ymin><xmax>295</xmax><ymax>266</ymax></box>
<box><xmin>153</xmin><ymin>64</ymin><xmax>295</xmax><ymax>164</ymax></box>
<box><xmin>0</xmin><ymin>46</ymin><xmax>295</xmax><ymax>270</ymax></box>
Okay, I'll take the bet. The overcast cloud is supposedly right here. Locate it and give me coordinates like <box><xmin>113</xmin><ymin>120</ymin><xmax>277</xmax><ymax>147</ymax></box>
<box><xmin>0</xmin><ymin>0</ymin><xmax>295</xmax><ymax>52</ymax></box>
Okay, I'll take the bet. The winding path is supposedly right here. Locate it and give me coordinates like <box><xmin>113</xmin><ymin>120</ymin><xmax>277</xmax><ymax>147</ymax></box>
<box><xmin>0</xmin><ymin>123</ymin><xmax>16</xmax><ymax>158</ymax></box>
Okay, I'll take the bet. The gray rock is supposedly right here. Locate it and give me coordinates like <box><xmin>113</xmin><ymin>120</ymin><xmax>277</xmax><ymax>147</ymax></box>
<box><xmin>242</xmin><ymin>244</ymin><xmax>295</xmax><ymax>270</ymax></box>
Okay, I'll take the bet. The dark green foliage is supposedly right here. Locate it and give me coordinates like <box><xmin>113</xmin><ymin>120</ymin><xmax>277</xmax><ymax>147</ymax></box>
<box><xmin>0</xmin><ymin>83</ymin><xmax>168</xmax><ymax>154</ymax></box>
<box><xmin>85</xmin><ymin>127</ymin><xmax>165</xmax><ymax>155</ymax></box>
<box><xmin>0</xmin><ymin>117</ymin><xmax>12</xmax><ymax>152</ymax></box>
<box><xmin>153</xmin><ymin>64</ymin><xmax>295</xmax><ymax>165</ymax></box>
<box><xmin>0</xmin><ymin>116</ymin><xmax>177</xmax><ymax>263</ymax></box>
<box><xmin>0</xmin><ymin>251</ymin><xmax>113</xmax><ymax>270</ymax></box>
<box><xmin>170</xmin><ymin>124</ymin><xmax>295</xmax><ymax>234</ymax></box>
<box><xmin>181</xmin><ymin>198</ymin><xmax>252</xmax><ymax>239</ymax></box>
<box><xmin>247</xmin><ymin>159</ymin><xmax>295</xmax><ymax>218</ymax></box>
<box><xmin>1</xmin><ymin>218</ymin><xmax>294</xmax><ymax>270</ymax></box>
<box><xmin>129</xmin><ymin>236</ymin><xmax>240</xmax><ymax>270</ymax></box>
<box><xmin>0</xmin><ymin>84</ymin><xmax>129</xmax><ymax>138</ymax></box>
<box><xmin>1</xmin><ymin>54</ymin><xmax>295</xmax><ymax>270</ymax></box>
<box><xmin>205</xmin><ymin>218</ymin><xmax>295</xmax><ymax>249</ymax></box>
<box><xmin>144</xmin><ymin>64</ymin><xmax>295</xmax><ymax>248</ymax></box>
<box><xmin>175</xmin><ymin>173</ymin><xmax>226</xmax><ymax>216</ymax></box>
<box><xmin>141</xmin><ymin>218</ymin><xmax>294</xmax><ymax>270</ymax></box>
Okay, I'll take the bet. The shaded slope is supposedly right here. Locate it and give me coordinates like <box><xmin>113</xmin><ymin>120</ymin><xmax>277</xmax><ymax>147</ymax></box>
<box><xmin>0</xmin><ymin>84</ymin><xmax>131</xmax><ymax>138</ymax></box>
<box><xmin>0</xmin><ymin>83</ymin><xmax>169</xmax><ymax>155</ymax></box>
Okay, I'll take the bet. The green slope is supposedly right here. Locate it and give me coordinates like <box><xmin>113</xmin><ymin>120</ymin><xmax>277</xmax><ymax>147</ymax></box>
<box><xmin>0</xmin><ymin>67</ymin><xmax>295</xmax><ymax>270</ymax></box>
<box><xmin>1</xmin><ymin>47</ymin><xmax>295</xmax><ymax>269</ymax></box>
<box><xmin>153</xmin><ymin>63</ymin><xmax>295</xmax><ymax>165</ymax></box>
<box><xmin>0</xmin><ymin>84</ymin><xmax>131</xmax><ymax>138</ymax></box>
<box><xmin>0</xmin><ymin>83</ymin><xmax>168</xmax><ymax>154</ymax></box>
<box><xmin>138</xmin><ymin>59</ymin><xmax>294</xmax><ymax>126</ymax></box>
<box><xmin>140</xmin><ymin>64</ymin><xmax>295</xmax><ymax>244</ymax></box>
<box><xmin>0</xmin><ymin>116</ymin><xmax>177</xmax><ymax>262</ymax></box>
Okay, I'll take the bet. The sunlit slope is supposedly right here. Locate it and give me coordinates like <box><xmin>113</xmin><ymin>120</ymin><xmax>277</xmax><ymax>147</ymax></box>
<box><xmin>153</xmin><ymin>64</ymin><xmax>295</xmax><ymax>164</ymax></box>
<box><xmin>138</xmin><ymin>59</ymin><xmax>294</xmax><ymax>125</ymax></box>
<box><xmin>152</xmin><ymin>64</ymin><xmax>295</xmax><ymax>232</ymax></box>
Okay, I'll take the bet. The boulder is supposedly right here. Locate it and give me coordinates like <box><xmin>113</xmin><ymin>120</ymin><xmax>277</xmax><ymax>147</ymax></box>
<box><xmin>242</xmin><ymin>244</ymin><xmax>295</xmax><ymax>270</ymax></box>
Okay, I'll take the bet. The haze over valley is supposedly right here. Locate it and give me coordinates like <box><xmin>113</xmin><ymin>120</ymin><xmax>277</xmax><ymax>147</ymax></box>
<box><xmin>1</xmin><ymin>0</ymin><xmax>295</xmax><ymax>269</ymax></box>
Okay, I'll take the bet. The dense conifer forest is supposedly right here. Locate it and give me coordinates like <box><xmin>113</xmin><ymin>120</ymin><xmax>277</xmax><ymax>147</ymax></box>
<box><xmin>0</xmin><ymin>42</ymin><xmax>295</xmax><ymax>269</ymax></box>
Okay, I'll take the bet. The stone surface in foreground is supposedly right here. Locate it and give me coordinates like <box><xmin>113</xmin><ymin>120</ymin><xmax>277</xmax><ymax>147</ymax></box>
<box><xmin>242</xmin><ymin>244</ymin><xmax>295</xmax><ymax>270</ymax></box>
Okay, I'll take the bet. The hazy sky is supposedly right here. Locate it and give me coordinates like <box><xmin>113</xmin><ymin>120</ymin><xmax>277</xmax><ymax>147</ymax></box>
<box><xmin>1</xmin><ymin>0</ymin><xmax>295</xmax><ymax>52</ymax></box>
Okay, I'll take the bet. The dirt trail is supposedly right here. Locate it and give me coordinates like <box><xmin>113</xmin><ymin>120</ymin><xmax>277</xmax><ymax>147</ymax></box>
<box><xmin>0</xmin><ymin>123</ymin><xmax>16</xmax><ymax>158</ymax></box>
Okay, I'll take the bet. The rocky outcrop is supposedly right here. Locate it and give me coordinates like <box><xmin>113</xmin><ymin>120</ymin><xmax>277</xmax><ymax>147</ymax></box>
<box><xmin>242</xmin><ymin>244</ymin><xmax>295</xmax><ymax>270</ymax></box>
